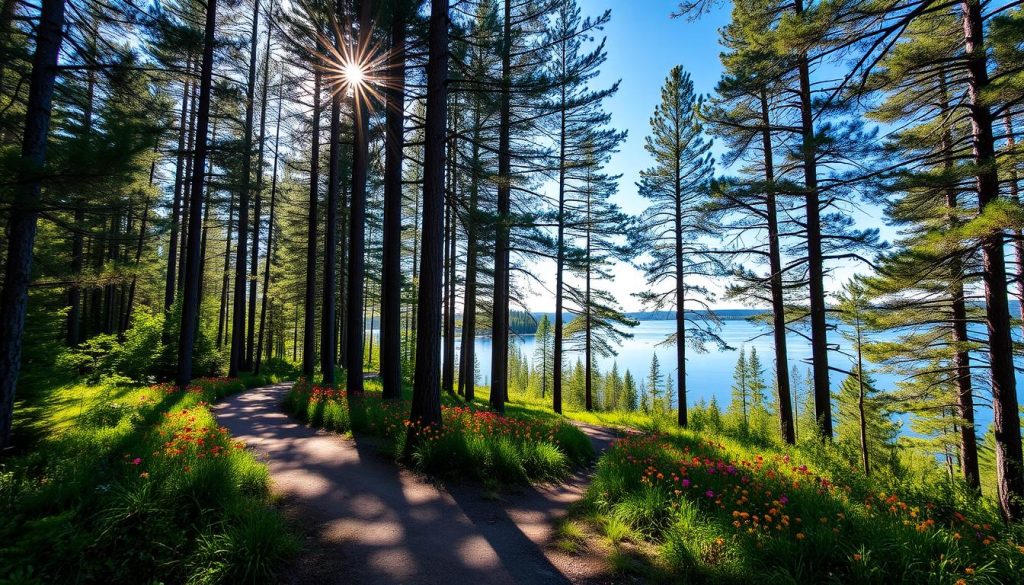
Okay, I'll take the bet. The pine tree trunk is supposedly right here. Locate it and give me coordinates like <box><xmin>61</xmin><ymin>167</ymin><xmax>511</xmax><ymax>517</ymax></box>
<box><xmin>408</xmin><ymin>184</ymin><xmax>420</xmax><ymax>380</ymax></box>
<box><xmin>458</xmin><ymin>105</ymin><xmax>481</xmax><ymax>401</ymax></box>
<box><xmin>674</xmin><ymin>134</ymin><xmax>687</xmax><ymax>427</ymax></box>
<box><xmin>248</xmin><ymin>16</ymin><xmax>272</xmax><ymax>370</ymax></box>
<box><xmin>337</xmin><ymin>184</ymin><xmax>347</xmax><ymax>367</ymax></box>
<box><xmin>165</xmin><ymin>60</ymin><xmax>191</xmax><ymax>312</ymax></box>
<box><xmin>303</xmin><ymin>70</ymin><xmax>322</xmax><ymax>379</ymax></box>
<box><xmin>1006</xmin><ymin>115</ymin><xmax>1024</xmax><ymax>341</ymax></box>
<box><xmin>122</xmin><ymin>189</ymin><xmax>152</xmax><ymax>334</ymax></box>
<box><xmin>760</xmin><ymin>89</ymin><xmax>795</xmax><ymax>444</ymax></box>
<box><xmin>322</xmin><ymin>2</ymin><xmax>343</xmax><ymax>386</ymax></box>
<box><xmin>940</xmin><ymin>79</ymin><xmax>980</xmax><ymax>489</ymax></box>
<box><xmin>196</xmin><ymin>116</ymin><xmax>217</xmax><ymax>313</ymax></box>
<box><xmin>0</xmin><ymin>0</ymin><xmax>65</xmax><ymax>448</ymax></box>
<box><xmin>256</xmin><ymin>77</ymin><xmax>283</xmax><ymax>375</ymax></box>
<box><xmin>855</xmin><ymin>318</ymin><xmax>870</xmax><ymax>476</ymax></box>
<box><xmin>178</xmin><ymin>83</ymin><xmax>198</xmax><ymax>294</ymax></box>
<box><xmin>346</xmin><ymin>0</ymin><xmax>373</xmax><ymax>394</ymax></box>
<box><xmin>68</xmin><ymin>58</ymin><xmax>96</xmax><ymax>344</ymax></box>
<box><xmin>175</xmin><ymin>0</ymin><xmax>216</xmax><ymax>389</ymax></box>
<box><xmin>217</xmin><ymin>189</ymin><xmax>234</xmax><ymax>349</ymax></box>
<box><xmin>411</xmin><ymin>0</ymin><xmax>448</xmax><ymax>427</ymax></box>
<box><xmin>381</xmin><ymin>3</ymin><xmax>406</xmax><ymax>399</ymax></box>
<box><xmin>67</xmin><ymin>202</ymin><xmax>84</xmax><ymax>345</ymax></box>
<box><xmin>793</xmin><ymin>0</ymin><xmax>831</xmax><ymax>439</ymax></box>
<box><xmin>584</xmin><ymin>205</ymin><xmax>593</xmax><ymax>412</ymax></box>
<box><xmin>196</xmin><ymin>178</ymin><xmax>211</xmax><ymax>307</ymax></box>
<box><xmin>442</xmin><ymin>119</ymin><xmax>457</xmax><ymax>396</ymax></box>
<box><xmin>553</xmin><ymin>53</ymin><xmax>567</xmax><ymax>415</ymax></box>
<box><xmin>490</xmin><ymin>0</ymin><xmax>512</xmax><ymax>413</ymax></box>
<box><xmin>962</xmin><ymin>0</ymin><xmax>1023</xmax><ymax>521</ymax></box>
<box><xmin>103</xmin><ymin>214</ymin><xmax>118</xmax><ymax>334</ymax></box>
<box><xmin>229</xmin><ymin>0</ymin><xmax>261</xmax><ymax>376</ymax></box>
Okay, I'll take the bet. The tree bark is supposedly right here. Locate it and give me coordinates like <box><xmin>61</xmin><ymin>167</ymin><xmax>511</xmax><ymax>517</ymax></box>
<box><xmin>0</xmin><ymin>0</ymin><xmax>65</xmax><ymax>448</ymax></box>
<box><xmin>197</xmin><ymin>116</ymin><xmax>218</xmax><ymax>313</ymax></box>
<box><xmin>1006</xmin><ymin>115</ymin><xmax>1024</xmax><ymax>341</ymax></box>
<box><xmin>229</xmin><ymin>0</ymin><xmax>262</xmax><ymax>376</ymax></box>
<box><xmin>411</xmin><ymin>0</ymin><xmax>448</xmax><ymax>427</ymax></box>
<box><xmin>217</xmin><ymin>190</ymin><xmax>234</xmax><ymax>349</ymax></box>
<box><xmin>322</xmin><ymin>0</ymin><xmax>343</xmax><ymax>385</ymax></box>
<box><xmin>303</xmin><ymin>70</ymin><xmax>322</xmax><ymax>379</ymax></box>
<box><xmin>248</xmin><ymin>14</ymin><xmax>272</xmax><ymax>370</ymax></box>
<box><xmin>442</xmin><ymin>111</ymin><xmax>457</xmax><ymax>396</ymax></box>
<box><xmin>855</xmin><ymin>316</ymin><xmax>870</xmax><ymax>476</ymax></box>
<box><xmin>584</xmin><ymin>198</ymin><xmax>593</xmax><ymax>412</ymax></box>
<box><xmin>256</xmin><ymin>71</ymin><xmax>284</xmax><ymax>375</ymax></box>
<box><xmin>760</xmin><ymin>89</ymin><xmax>795</xmax><ymax>443</ymax></box>
<box><xmin>381</xmin><ymin>3</ymin><xmax>405</xmax><ymax>399</ymax></box>
<box><xmin>674</xmin><ymin>159</ymin><xmax>687</xmax><ymax>426</ymax></box>
<box><xmin>175</xmin><ymin>0</ymin><xmax>216</xmax><ymax>389</ymax></box>
<box><xmin>458</xmin><ymin>104</ymin><xmax>482</xmax><ymax>401</ymax></box>
<box><xmin>490</xmin><ymin>0</ymin><xmax>512</xmax><ymax>413</ymax></box>
<box><xmin>346</xmin><ymin>0</ymin><xmax>374</xmax><ymax>393</ymax></box>
<box><xmin>553</xmin><ymin>44</ymin><xmax>567</xmax><ymax>415</ymax></box>
<box><xmin>67</xmin><ymin>48</ymin><xmax>96</xmax><ymax>345</ymax></box>
<box><xmin>939</xmin><ymin>77</ymin><xmax>980</xmax><ymax>489</ymax></box>
<box><xmin>177</xmin><ymin>81</ymin><xmax>198</xmax><ymax>295</ymax></box>
<box><xmin>794</xmin><ymin>0</ymin><xmax>831</xmax><ymax>438</ymax></box>
<box><xmin>122</xmin><ymin>189</ymin><xmax>152</xmax><ymax>334</ymax></box>
<box><xmin>165</xmin><ymin>60</ymin><xmax>191</xmax><ymax>313</ymax></box>
<box><xmin>962</xmin><ymin>0</ymin><xmax>1023</xmax><ymax>521</ymax></box>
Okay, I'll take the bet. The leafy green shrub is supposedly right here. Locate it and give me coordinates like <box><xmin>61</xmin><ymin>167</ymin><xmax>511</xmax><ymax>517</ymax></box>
<box><xmin>56</xmin><ymin>308</ymin><xmax>224</xmax><ymax>384</ymax></box>
<box><xmin>55</xmin><ymin>333</ymin><xmax>121</xmax><ymax>381</ymax></box>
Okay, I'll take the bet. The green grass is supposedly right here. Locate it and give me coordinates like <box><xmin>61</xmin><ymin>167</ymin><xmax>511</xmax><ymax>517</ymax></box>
<box><xmin>553</xmin><ymin>518</ymin><xmax>588</xmax><ymax>553</ymax></box>
<box><xmin>571</xmin><ymin>426</ymin><xmax>1024</xmax><ymax>584</ymax></box>
<box><xmin>488</xmin><ymin>388</ymin><xmax>677</xmax><ymax>434</ymax></box>
<box><xmin>0</xmin><ymin>369</ymin><xmax>298</xmax><ymax>584</ymax></box>
<box><xmin>282</xmin><ymin>379</ymin><xmax>594</xmax><ymax>485</ymax></box>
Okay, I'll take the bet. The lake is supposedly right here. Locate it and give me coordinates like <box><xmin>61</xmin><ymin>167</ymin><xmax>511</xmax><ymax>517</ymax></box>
<box><xmin>467</xmin><ymin>319</ymin><xmax>1020</xmax><ymax>436</ymax></box>
<box><xmin>364</xmin><ymin>318</ymin><xmax>1020</xmax><ymax>434</ymax></box>
<box><xmin>464</xmin><ymin>319</ymin><xmax>886</xmax><ymax>407</ymax></box>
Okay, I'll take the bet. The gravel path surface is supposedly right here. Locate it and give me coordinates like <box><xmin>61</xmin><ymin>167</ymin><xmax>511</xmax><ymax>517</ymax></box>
<box><xmin>215</xmin><ymin>382</ymin><xmax>619</xmax><ymax>585</ymax></box>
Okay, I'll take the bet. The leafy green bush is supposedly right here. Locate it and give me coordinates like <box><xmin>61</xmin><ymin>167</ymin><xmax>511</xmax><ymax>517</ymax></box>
<box><xmin>56</xmin><ymin>308</ymin><xmax>224</xmax><ymax>384</ymax></box>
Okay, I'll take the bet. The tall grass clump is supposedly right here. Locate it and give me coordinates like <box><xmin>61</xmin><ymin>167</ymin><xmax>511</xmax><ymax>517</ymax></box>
<box><xmin>283</xmin><ymin>379</ymin><xmax>593</xmax><ymax>484</ymax></box>
<box><xmin>0</xmin><ymin>376</ymin><xmax>295</xmax><ymax>584</ymax></box>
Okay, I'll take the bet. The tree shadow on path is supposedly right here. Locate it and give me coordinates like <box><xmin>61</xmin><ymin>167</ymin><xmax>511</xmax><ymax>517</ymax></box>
<box><xmin>215</xmin><ymin>383</ymin><xmax>608</xmax><ymax>585</ymax></box>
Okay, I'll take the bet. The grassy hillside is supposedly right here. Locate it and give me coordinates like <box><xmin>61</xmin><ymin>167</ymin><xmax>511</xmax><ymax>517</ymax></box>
<box><xmin>564</xmin><ymin>424</ymin><xmax>1021</xmax><ymax>583</ymax></box>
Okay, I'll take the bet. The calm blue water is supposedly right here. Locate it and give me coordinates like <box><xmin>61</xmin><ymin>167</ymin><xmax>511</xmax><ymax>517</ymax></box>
<box><xmin>464</xmin><ymin>319</ymin><xmax>881</xmax><ymax>403</ymax></box>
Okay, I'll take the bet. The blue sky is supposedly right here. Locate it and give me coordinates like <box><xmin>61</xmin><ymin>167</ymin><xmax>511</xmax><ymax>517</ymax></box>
<box><xmin>521</xmin><ymin>0</ymin><xmax>889</xmax><ymax>313</ymax></box>
<box><xmin>581</xmin><ymin>0</ymin><xmax>731</xmax><ymax>216</ymax></box>
<box><xmin>522</xmin><ymin>0</ymin><xmax>736</xmax><ymax>312</ymax></box>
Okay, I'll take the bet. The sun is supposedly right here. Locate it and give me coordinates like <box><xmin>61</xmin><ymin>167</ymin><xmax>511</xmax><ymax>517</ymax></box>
<box><xmin>343</xmin><ymin>61</ymin><xmax>366</xmax><ymax>88</ymax></box>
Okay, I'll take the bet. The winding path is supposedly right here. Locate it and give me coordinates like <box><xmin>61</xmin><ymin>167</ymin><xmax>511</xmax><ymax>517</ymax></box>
<box><xmin>214</xmin><ymin>382</ymin><xmax>619</xmax><ymax>585</ymax></box>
